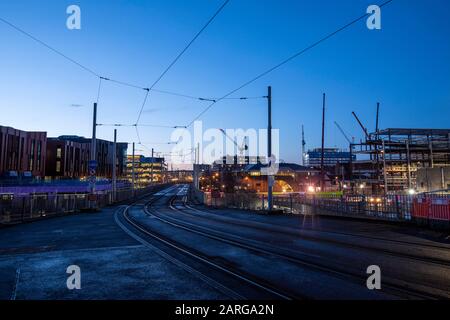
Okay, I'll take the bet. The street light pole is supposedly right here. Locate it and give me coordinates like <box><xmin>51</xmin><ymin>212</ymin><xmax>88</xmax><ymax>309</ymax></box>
<box><xmin>320</xmin><ymin>93</ymin><xmax>326</xmax><ymax>191</ymax></box>
<box><xmin>267</xmin><ymin>86</ymin><xmax>273</xmax><ymax>211</ymax></box>
<box><xmin>132</xmin><ymin>142</ymin><xmax>135</xmax><ymax>197</ymax></box>
<box><xmin>90</xmin><ymin>102</ymin><xmax>97</xmax><ymax>187</ymax></box>
<box><xmin>112</xmin><ymin>129</ymin><xmax>117</xmax><ymax>202</ymax></box>
<box><xmin>89</xmin><ymin>102</ymin><xmax>97</xmax><ymax>209</ymax></box>
<box><xmin>151</xmin><ymin>148</ymin><xmax>154</xmax><ymax>184</ymax></box>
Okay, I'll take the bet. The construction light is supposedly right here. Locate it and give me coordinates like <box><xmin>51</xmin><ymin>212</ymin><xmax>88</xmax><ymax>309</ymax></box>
<box><xmin>307</xmin><ymin>186</ymin><xmax>315</xmax><ymax>193</ymax></box>
<box><xmin>408</xmin><ymin>189</ymin><xmax>416</xmax><ymax>195</ymax></box>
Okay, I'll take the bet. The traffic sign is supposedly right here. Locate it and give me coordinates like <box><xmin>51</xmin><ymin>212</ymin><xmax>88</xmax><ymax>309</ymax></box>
<box><xmin>88</xmin><ymin>176</ymin><xmax>96</xmax><ymax>185</ymax></box>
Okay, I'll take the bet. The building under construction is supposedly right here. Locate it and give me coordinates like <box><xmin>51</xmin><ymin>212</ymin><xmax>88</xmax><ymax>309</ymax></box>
<box><xmin>350</xmin><ymin>128</ymin><xmax>450</xmax><ymax>194</ymax></box>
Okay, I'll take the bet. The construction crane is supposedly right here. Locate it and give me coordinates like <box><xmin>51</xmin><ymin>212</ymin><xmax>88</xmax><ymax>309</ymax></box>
<box><xmin>375</xmin><ymin>102</ymin><xmax>380</xmax><ymax>140</ymax></box>
<box><xmin>219</xmin><ymin>129</ymin><xmax>248</xmax><ymax>157</ymax></box>
<box><xmin>351</xmin><ymin>111</ymin><xmax>370</xmax><ymax>140</ymax></box>
<box><xmin>334</xmin><ymin>121</ymin><xmax>353</xmax><ymax>144</ymax></box>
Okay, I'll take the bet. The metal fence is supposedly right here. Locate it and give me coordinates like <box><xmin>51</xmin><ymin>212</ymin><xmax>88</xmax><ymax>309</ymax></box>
<box><xmin>203</xmin><ymin>192</ymin><xmax>263</xmax><ymax>210</ymax></box>
<box><xmin>195</xmin><ymin>188</ymin><xmax>449</xmax><ymax>226</ymax></box>
<box><xmin>0</xmin><ymin>184</ymin><xmax>168</xmax><ymax>225</ymax></box>
<box><xmin>273</xmin><ymin>194</ymin><xmax>415</xmax><ymax>221</ymax></box>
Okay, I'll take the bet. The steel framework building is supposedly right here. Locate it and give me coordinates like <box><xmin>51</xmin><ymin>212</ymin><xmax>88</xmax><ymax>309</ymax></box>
<box><xmin>350</xmin><ymin>128</ymin><xmax>450</xmax><ymax>193</ymax></box>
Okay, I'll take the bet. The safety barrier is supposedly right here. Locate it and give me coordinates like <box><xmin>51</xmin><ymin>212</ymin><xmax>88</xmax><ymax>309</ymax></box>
<box><xmin>407</xmin><ymin>195</ymin><xmax>450</xmax><ymax>229</ymax></box>
<box><xmin>412</xmin><ymin>197</ymin><xmax>430</xmax><ymax>219</ymax></box>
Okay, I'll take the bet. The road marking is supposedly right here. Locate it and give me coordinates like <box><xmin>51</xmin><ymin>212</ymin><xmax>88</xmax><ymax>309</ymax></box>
<box><xmin>10</xmin><ymin>268</ymin><xmax>20</xmax><ymax>300</ymax></box>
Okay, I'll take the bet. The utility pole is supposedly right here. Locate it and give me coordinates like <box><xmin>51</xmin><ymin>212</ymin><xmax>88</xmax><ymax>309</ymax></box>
<box><xmin>91</xmin><ymin>103</ymin><xmax>97</xmax><ymax>164</ymax></box>
<box><xmin>150</xmin><ymin>148</ymin><xmax>154</xmax><ymax>184</ymax></box>
<box><xmin>267</xmin><ymin>86</ymin><xmax>273</xmax><ymax>211</ymax></box>
<box><xmin>301</xmin><ymin>125</ymin><xmax>306</xmax><ymax>166</ymax></box>
<box><xmin>320</xmin><ymin>93</ymin><xmax>326</xmax><ymax>191</ymax></box>
<box><xmin>112</xmin><ymin>129</ymin><xmax>117</xmax><ymax>202</ymax></box>
<box><xmin>89</xmin><ymin>102</ymin><xmax>98</xmax><ymax>209</ymax></box>
<box><xmin>132</xmin><ymin>142</ymin><xmax>135</xmax><ymax>196</ymax></box>
<box><xmin>193</xmin><ymin>145</ymin><xmax>197</xmax><ymax>189</ymax></box>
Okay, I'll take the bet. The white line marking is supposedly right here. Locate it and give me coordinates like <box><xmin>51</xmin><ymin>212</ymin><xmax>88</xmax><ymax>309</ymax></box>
<box><xmin>10</xmin><ymin>268</ymin><xmax>20</xmax><ymax>300</ymax></box>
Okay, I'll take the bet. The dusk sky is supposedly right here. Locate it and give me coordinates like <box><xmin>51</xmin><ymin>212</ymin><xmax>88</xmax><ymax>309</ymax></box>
<box><xmin>1</xmin><ymin>0</ymin><xmax>449</xmax><ymax>164</ymax></box>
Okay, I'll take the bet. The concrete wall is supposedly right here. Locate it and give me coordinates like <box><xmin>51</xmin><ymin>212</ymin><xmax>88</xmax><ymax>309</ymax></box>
<box><xmin>416</xmin><ymin>167</ymin><xmax>450</xmax><ymax>192</ymax></box>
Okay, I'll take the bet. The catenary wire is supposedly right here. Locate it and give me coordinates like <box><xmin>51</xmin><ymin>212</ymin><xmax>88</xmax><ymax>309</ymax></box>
<box><xmin>135</xmin><ymin>0</ymin><xmax>231</xmax><ymax>125</ymax></box>
<box><xmin>186</xmin><ymin>0</ymin><xmax>394</xmax><ymax>127</ymax></box>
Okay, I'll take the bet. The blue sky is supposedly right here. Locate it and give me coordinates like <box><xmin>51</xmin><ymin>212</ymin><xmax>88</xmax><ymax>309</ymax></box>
<box><xmin>1</xmin><ymin>0</ymin><xmax>449</xmax><ymax>164</ymax></box>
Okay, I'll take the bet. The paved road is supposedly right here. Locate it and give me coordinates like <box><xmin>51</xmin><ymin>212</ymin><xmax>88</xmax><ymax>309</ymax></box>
<box><xmin>1</xmin><ymin>184</ymin><xmax>449</xmax><ymax>299</ymax></box>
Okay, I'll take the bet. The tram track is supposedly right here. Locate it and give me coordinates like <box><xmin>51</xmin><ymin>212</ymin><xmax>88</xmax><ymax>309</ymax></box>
<box><xmin>149</xmin><ymin>192</ymin><xmax>449</xmax><ymax>299</ymax></box>
<box><xmin>115</xmin><ymin>187</ymin><xmax>299</xmax><ymax>300</ymax></box>
<box><xmin>116</xmin><ymin>185</ymin><xmax>450</xmax><ymax>300</ymax></box>
<box><xmin>180</xmin><ymin>200</ymin><xmax>450</xmax><ymax>267</ymax></box>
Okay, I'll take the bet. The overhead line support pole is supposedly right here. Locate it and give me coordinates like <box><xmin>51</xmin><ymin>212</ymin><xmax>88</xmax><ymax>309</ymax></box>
<box><xmin>321</xmin><ymin>93</ymin><xmax>326</xmax><ymax>191</ymax></box>
<box><xmin>267</xmin><ymin>86</ymin><xmax>273</xmax><ymax>211</ymax></box>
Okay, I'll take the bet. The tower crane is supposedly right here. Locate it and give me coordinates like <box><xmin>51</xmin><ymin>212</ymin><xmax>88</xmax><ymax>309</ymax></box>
<box><xmin>219</xmin><ymin>129</ymin><xmax>248</xmax><ymax>157</ymax></box>
<box><xmin>334</xmin><ymin>121</ymin><xmax>353</xmax><ymax>144</ymax></box>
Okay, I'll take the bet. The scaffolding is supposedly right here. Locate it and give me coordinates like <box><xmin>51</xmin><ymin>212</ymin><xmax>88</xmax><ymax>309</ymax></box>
<box><xmin>350</xmin><ymin>128</ymin><xmax>450</xmax><ymax>193</ymax></box>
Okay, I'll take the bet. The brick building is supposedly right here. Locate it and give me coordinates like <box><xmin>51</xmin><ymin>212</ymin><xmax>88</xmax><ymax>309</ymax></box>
<box><xmin>45</xmin><ymin>136</ymin><xmax>128</xmax><ymax>179</ymax></box>
<box><xmin>0</xmin><ymin>125</ymin><xmax>47</xmax><ymax>178</ymax></box>
<box><xmin>45</xmin><ymin>137</ymin><xmax>90</xmax><ymax>178</ymax></box>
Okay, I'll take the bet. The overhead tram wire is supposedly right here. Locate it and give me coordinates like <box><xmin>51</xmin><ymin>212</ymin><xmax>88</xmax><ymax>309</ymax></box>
<box><xmin>0</xmin><ymin>16</ymin><xmax>99</xmax><ymax>77</ymax></box>
<box><xmin>1</xmin><ymin>9</ymin><xmax>262</xmax><ymax>117</ymax></box>
<box><xmin>97</xmin><ymin>123</ymin><xmax>184</xmax><ymax>129</ymax></box>
<box><xmin>185</xmin><ymin>0</ymin><xmax>395</xmax><ymax>127</ymax></box>
<box><xmin>135</xmin><ymin>0</ymin><xmax>231</xmax><ymax>125</ymax></box>
<box><xmin>0</xmin><ymin>15</ymin><xmax>234</xmax><ymax>103</ymax></box>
